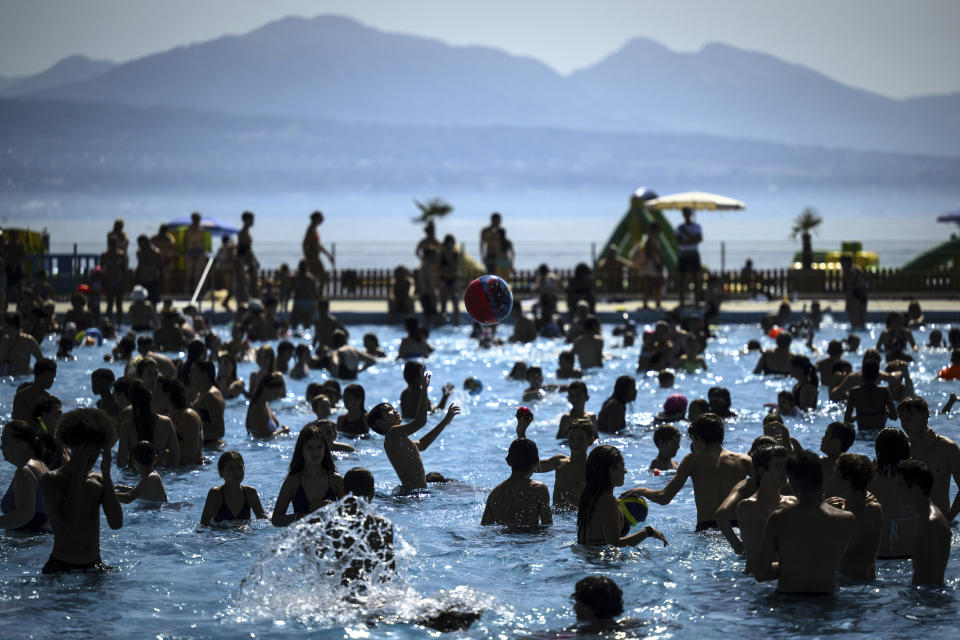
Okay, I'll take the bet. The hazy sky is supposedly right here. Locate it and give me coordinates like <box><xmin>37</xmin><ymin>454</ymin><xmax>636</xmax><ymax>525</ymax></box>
<box><xmin>1</xmin><ymin>0</ymin><xmax>959</xmax><ymax>99</ymax></box>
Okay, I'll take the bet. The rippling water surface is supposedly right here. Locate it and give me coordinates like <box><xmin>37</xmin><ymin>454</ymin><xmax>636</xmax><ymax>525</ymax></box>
<box><xmin>0</xmin><ymin>319</ymin><xmax>957</xmax><ymax>639</ymax></box>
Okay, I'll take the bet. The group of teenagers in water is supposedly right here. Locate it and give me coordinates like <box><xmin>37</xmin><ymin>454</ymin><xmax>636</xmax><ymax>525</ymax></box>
<box><xmin>2</xmin><ymin>299</ymin><xmax>959</xmax><ymax>632</ymax></box>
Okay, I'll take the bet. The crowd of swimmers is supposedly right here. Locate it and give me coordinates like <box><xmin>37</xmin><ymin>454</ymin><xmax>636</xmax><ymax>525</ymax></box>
<box><xmin>3</xmin><ymin>220</ymin><xmax>960</xmax><ymax>630</ymax></box>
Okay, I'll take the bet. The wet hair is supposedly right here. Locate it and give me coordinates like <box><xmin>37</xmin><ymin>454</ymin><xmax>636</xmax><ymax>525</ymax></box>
<box><xmin>785</xmin><ymin>450</ymin><xmax>823</xmax><ymax>493</ymax></box>
<box><xmin>31</xmin><ymin>395</ymin><xmax>61</xmax><ymax>421</ymax></box>
<box><xmin>827</xmin><ymin>339</ymin><xmax>844</xmax><ymax>356</ymax></box>
<box><xmin>251</xmin><ymin>371</ymin><xmax>285</xmax><ymax>403</ymax></box>
<box><xmin>506</xmin><ymin>438</ymin><xmax>539</xmax><ymax>471</ymax></box>
<box><xmin>525</xmin><ymin>366</ymin><xmax>543</xmax><ymax>380</ymax></box>
<box><xmin>687</xmin><ymin>398</ymin><xmax>710</xmax><ymax>421</ymax></box>
<box><xmin>775</xmin><ymin>332</ymin><xmax>793</xmax><ymax>348</ymax></box>
<box><xmin>657</xmin><ymin>369</ymin><xmax>675</xmax><ymax>388</ymax></box>
<box><xmin>403</xmin><ymin>315</ymin><xmax>426</xmax><ymax>341</ymax></box>
<box><xmin>612</xmin><ymin>375</ymin><xmax>636</xmax><ymax>404</ymax></box>
<box><xmin>584</xmin><ymin>316</ymin><xmax>600</xmax><ymax>333</ymax></box>
<box><xmin>321</xmin><ymin>380</ymin><xmax>342</xmax><ymax>404</ymax></box>
<box><xmin>746</xmin><ymin>339</ymin><xmax>762</xmax><ymax>351</ymax></box>
<box><xmin>558</xmin><ymin>350</ymin><xmax>574</xmax><ymax>364</ymax></box>
<box><xmin>573</xmin><ymin>576</ymin><xmax>623</xmax><ymax>619</ymax></box>
<box><xmin>403</xmin><ymin>360</ymin><xmax>423</xmax><ymax>385</ymax></box>
<box><xmin>836</xmin><ymin>453</ymin><xmax>873</xmax><ymax>492</ymax></box>
<box><xmin>508</xmin><ymin>361</ymin><xmax>528</xmax><ymax>378</ymax></box>
<box><xmin>57</xmin><ymin>408</ymin><xmax>116</xmax><ymax>450</ymax></box>
<box><xmin>362</xmin><ymin>332</ymin><xmax>379</xmax><ymax>346</ymax></box>
<box><xmin>116</xmin><ymin>333</ymin><xmax>137</xmax><ymax>359</ymax></box>
<box><xmin>158</xmin><ymin>376</ymin><xmax>189</xmax><ymax>411</ymax></box>
<box><xmin>217</xmin><ymin>450</ymin><xmax>244</xmax><ymax>476</ymax></box>
<box><xmin>928</xmin><ymin>329</ymin><xmax>942</xmax><ymax>346</ymax></box>
<box><xmin>343</xmin><ymin>467</ymin><xmax>375</xmax><ymax>498</ymax></box>
<box><xmin>949</xmin><ymin>327</ymin><xmax>960</xmax><ymax>348</ymax></box>
<box><xmin>2</xmin><ymin>420</ymin><xmax>42</xmax><ymax>459</ymax></box>
<box><xmin>653</xmin><ymin>424</ymin><xmax>681</xmax><ymax>447</ymax></box>
<box><xmin>132</xmin><ymin>441</ymin><xmax>157</xmax><ymax>467</ymax></box>
<box><xmin>343</xmin><ymin>383</ymin><xmax>365</xmax><ymax>408</ymax></box>
<box><xmin>306</xmin><ymin>381</ymin><xmax>325</xmax><ymax>401</ymax></box>
<box><xmin>708</xmin><ymin>386</ymin><xmax>732</xmax><ymax>410</ymax></box>
<box><xmin>331</xmin><ymin>330</ymin><xmax>348</xmax><ymax>349</ymax></box>
<box><xmin>186</xmin><ymin>338</ymin><xmax>205</xmax><ymax>363</ymax></box>
<box><xmin>687</xmin><ymin>413</ymin><xmax>724</xmax><ymax>444</ymax></box>
<box><xmin>790</xmin><ymin>355</ymin><xmax>818</xmax><ymax>385</ymax></box>
<box><xmin>875</xmin><ymin>428</ymin><xmax>910</xmax><ymax>475</ymax></box>
<box><xmin>277</xmin><ymin>340</ymin><xmax>294</xmax><ymax>356</ymax></box>
<box><xmin>288</xmin><ymin>425</ymin><xmax>335</xmax><ymax>476</ymax></box>
<box><xmin>863</xmin><ymin>348</ymin><xmax>882</xmax><ymax>363</ymax></box>
<box><xmin>577</xmin><ymin>445</ymin><xmax>624</xmax><ymax>544</ymax></box>
<box><xmin>751</xmin><ymin>444</ymin><xmax>787</xmax><ymax>478</ymax></box>
<box><xmin>832</xmin><ymin>360</ymin><xmax>853</xmax><ymax>374</ymax></box>
<box><xmin>136</xmin><ymin>335</ymin><xmax>154</xmax><ymax>352</ymax></box>
<box><xmin>135</xmin><ymin>356</ymin><xmax>158</xmax><ymax>380</ymax></box>
<box><xmin>92</xmin><ymin>368</ymin><xmax>115</xmax><ymax>384</ymax></box>
<box><xmin>34</xmin><ymin>357</ymin><xmax>57</xmax><ymax>377</ymax></box>
<box><xmin>825</xmin><ymin>422</ymin><xmax>856</xmax><ymax>452</ymax></box>
<box><xmin>897</xmin><ymin>395</ymin><xmax>929</xmax><ymax>420</ymax></box>
<box><xmin>255</xmin><ymin>345</ymin><xmax>276</xmax><ymax>372</ymax></box>
<box><xmin>749</xmin><ymin>435</ymin><xmax>778</xmax><ymax>454</ymax></box>
<box><xmin>566</xmin><ymin>380</ymin><xmax>588</xmax><ymax>397</ymax></box>
<box><xmin>898</xmin><ymin>458</ymin><xmax>934</xmax><ymax>497</ymax></box>
<box><xmin>129</xmin><ymin>380</ymin><xmax>156</xmax><ymax>443</ymax></box>
<box><xmin>366</xmin><ymin>402</ymin><xmax>393</xmax><ymax>435</ymax></box>
<box><xmin>862</xmin><ymin>359</ymin><xmax>880</xmax><ymax>383</ymax></box>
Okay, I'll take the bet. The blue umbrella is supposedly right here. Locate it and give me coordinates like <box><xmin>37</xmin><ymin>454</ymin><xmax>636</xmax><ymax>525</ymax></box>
<box><xmin>166</xmin><ymin>214</ymin><xmax>239</xmax><ymax>237</ymax></box>
<box><xmin>936</xmin><ymin>210</ymin><xmax>960</xmax><ymax>223</ymax></box>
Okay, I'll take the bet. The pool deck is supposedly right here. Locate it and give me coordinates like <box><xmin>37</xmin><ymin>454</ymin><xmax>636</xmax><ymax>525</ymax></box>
<box><xmin>55</xmin><ymin>295</ymin><xmax>960</xmax><ymax>326</ymax></box>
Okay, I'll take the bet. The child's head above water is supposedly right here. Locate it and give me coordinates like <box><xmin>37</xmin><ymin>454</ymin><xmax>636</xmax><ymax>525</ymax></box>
<box><xmin>566</xmin><ymin>380</ymin><xmax>588</xmax><ymax>406</ymax></box>
<box><xmin>653</xmin><ymin>424</ymin><xmax>681</xmax><ymax>455</ymax></box>
<box><xmin>657</xmin><ymin>369</ymin><xmax>675</xmax><ymax>388</ymax></box>
<box><xmin>573</xmin><ymin>576</ymin><xmax>623</xmax><ymax>622</ymax></box>
<box><xmin>58</xmin><ymin>408</ymin><xmax>116</xmax><ymax>460</ymax></box>
<box><xmin>343</xmin><ymin>467</ymin><xmax>375</xmax><ymax>500</ymax></box>
<box><xmin>217</xmin><ymin>450</ymin><xmax>245</xmax><ymax>479</ymax></box>
<box><xmin>662</xmin><ymin>393</ymin><xmax>687</xmax><ymax>418</ymax></box>
<box><xmin>132</xmin><ymin>441</ymin><xmax>157</xmax><ymax>471</ymax></box>
<box><xmin>821</xmin><ymin>422</ymin><xmax>855</xmax><ymax>457</ymax></box>
<box><xmin>686</xmin><ymin>398</ymin><xmax>709</xmax><ymax>422</ymax></box>
<box><xmin>366</xmin><ymin>402</ymin><xmax>399</xmax><ymax>435</ymax></box>
<box><xmin>310</xmin><ymin>393</ymin><xmax>332</xmax><ymax>419</ymax></box>
<box><xmin>687</xmin><ymin>412</ymin><xmax>724</xmax><ymax>446</ymax></box>
<box><xmin>403</xmin><ymin>360</ymin><xmax>424</xmax><ymax>385</ymax></box>
<box><xmin>506</xmin><ymin>438</ymin><xmax>539</xmax><ymax>472</ymax></box>
<box><xmin>835</xmin><ymin>453</ymin><xmax>873</xmax><ymax>493</ymax></box>
<box><xmin>525</xmin><ymin>366</ymin><xmax>544</xmax><ymax>386</ymax></box>
<box><xmin>342</xmin><ymin>383</ymin><xmax>366</xmax><ymax>412</ymax></box>
<box><xmin>289</xmin><ymin>424</ymin><xmax>335</xmax><ymax>475</ymax></box>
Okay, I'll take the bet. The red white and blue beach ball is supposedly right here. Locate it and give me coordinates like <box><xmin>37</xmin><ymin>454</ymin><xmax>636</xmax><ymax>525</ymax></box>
<box><xmin>464</xmin><ymin>275</ymin><xmax>514</xmax><ymax>325</ymax></box>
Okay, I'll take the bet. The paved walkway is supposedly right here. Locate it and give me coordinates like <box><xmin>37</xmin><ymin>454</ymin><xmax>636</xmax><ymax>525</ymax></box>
<box><xmin>52</xmin><ymin>294</ymin><xmax>960</xmax><ymax>325</ymax></box>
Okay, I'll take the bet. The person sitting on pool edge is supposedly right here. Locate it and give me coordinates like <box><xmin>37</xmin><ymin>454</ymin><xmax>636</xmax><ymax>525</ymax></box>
<box><xmin>367</xmin><ymin>369</ymin><xmax>460</xmax><ymax>494</ymax></box>
<box><xmin>482</xmin><ymin>436</ymin><xmax>552</xmax><ymax>527</ymax></box>
<box><xmin>754</xmin><ymin>450</ymin><xmax>855</xmax><ymax>594</ymax></box>
<box><xmin>39</xmin><ymin>408</ymin><xmax>123</xmax><ymax>573</ymax></box>
<box><xmin>621</xmin><ymin>413</ymin><xmax>752</xmax><ymax>531</ymax></box>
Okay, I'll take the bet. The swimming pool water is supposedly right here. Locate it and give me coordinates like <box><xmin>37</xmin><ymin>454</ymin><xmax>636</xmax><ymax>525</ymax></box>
<box><xmin>1</xmin><ymin>318</ymin><xmax>958</xmax><ymax>639</ymax></box>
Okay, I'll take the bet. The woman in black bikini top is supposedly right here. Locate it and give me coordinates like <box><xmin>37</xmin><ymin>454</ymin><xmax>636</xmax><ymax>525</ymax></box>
<box><xmin>271</xmin><ymin>425</ymin><xmax>344</xmax><ymax>526</ymax></box>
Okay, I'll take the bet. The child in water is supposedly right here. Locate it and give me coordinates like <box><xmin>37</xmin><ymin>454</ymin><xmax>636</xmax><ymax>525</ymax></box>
<box><xmin>307</xmin><ymin>394</ymin><xmax>355</xmax><ymax>453</ymax></box>
<box><xmin>399</xmin><ymin>361</ymin><xmax>453</xmax><ymax>418</ymax></box>
<box><xmin>650</xmin><ymin>424</ymin><xmax>681</xmax><ymax>472</ymax></box>
<box><xmin>200</xmin><ymin>451</ymin><xmax>267</xmax><ymax>525</ymax></box>
<box><xmin>556</xmin><ymin>381</ymin><xmax>598</xmax><ymax>440</ymax></box>
<box><xmin>115</xmin><ymin>441</ymin><xmax>168</xmax><ymax>503</ymax></box>
<box><xmin>528</xmin><ymin>413</ymin><xmax>592</xmax><ymax>511</ymax></box>
<box><xmin>336</xmin><ymin>384</ymin><xmax>368</xmax><ymax>437</ymax></box>
<box><xmin>39</xmin><ymin>409</ymin><xmax>123</xmax><ymax>573</ymax></box>
<box><xmin>368</xmin><ymin>370</ymin><xmax>460</xmax><ymax>494</ymax></box>
<box><xmin>271</xmin><ymin>425</ymin><xmax>344</xmax><ymax>526</ymax></box>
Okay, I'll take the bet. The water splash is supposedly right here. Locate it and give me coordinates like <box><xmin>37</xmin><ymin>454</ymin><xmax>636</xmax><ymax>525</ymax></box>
<box><xmin>227</xmin><ymin>497</ymin><xmax>489</xmax><ymax>631</ymax></box>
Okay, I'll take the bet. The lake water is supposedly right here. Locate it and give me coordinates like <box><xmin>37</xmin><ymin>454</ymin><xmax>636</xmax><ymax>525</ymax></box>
<box><xmin>0</xmin><ymin>319</ymin><xmax>958</xmax><ymax>639</ymax></box>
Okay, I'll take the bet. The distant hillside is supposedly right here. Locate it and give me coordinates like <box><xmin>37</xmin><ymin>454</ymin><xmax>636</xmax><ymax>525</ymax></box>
<box><xmin>1</xmin><ymin>55</ymin><xmax>115</xmax><ymax>97</ymax></box>
<box><xmin>3</xmin><ymin>98</ymin><xmax>958</xmax><ymax>193</ymax></box>
<box><xmin>20</xmin><ymin>15</ymin><xmax>960</xmax><ymax>156</ymax></box>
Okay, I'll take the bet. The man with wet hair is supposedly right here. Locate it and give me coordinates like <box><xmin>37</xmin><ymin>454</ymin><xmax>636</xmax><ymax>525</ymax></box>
<box><xmin>481</xmin><ymin>437</ymin><xmax>552</xmax><ymax>527</ymax></box>
<box><xmin>829</xmin><ymin>453</ymin><xmax>882</xmax><ymax>580</ymax></box>
<box><xmin>755</xmin><ymin>450</ymin><xmax>855</xmax><ymax>594</ymax></box>
<box><xmin>898</xmin><ymin>395</ymin><xmax>960</xmax><ymax>521</ymax></box>
<box><xmin>623</xmin><ymin>413</ymin><xmax>751</xmax><ymax>530</ymax></box>
<box><xmin>737</xmin><ymin>444</ymin><xmax>794</xmax><ymax>576</ymax></box>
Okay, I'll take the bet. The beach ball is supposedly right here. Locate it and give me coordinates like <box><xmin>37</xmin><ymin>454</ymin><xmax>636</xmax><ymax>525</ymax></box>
<box><xmin>464</xmin><ymin>275</ymin><xmax>513</xmax><ymax>325</ymax></box>
<box><xmin>617</xmin><ymin>495</ymin><xmax>649</xmax><ymax>527</ymax></box>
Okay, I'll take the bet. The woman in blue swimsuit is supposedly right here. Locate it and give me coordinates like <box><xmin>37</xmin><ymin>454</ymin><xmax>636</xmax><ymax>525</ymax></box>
<box><xmin>200</xmin><ymin>451</ymin><xmax>267</xmax><ymax>526</ymax></box>
<box><xmin>271</xmin><ymin>425</ymin><xmax>344</xmax><ymax>527</ymax></box>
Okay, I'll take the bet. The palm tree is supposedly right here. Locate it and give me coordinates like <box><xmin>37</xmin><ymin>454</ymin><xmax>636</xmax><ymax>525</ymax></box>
<box><xmin>412</xmin><ymin>198</ymin><xmax>454</xmax><ymax>224</ymax></box>
<box><xmin>791</xmin><ymin>207</ymin><xmax>822</xmax><ymax>271</ymax></box>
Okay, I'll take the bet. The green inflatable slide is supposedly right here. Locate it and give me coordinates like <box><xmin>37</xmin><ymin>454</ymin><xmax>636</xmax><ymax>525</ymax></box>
<box><xmin>601</xmin><ymin>191</ymin><xmax>679</xmax><ymax>270</ymax></box>
<box><xmin>901</xmin><ymin>238</ymin><xmax>960</xmax><ymax>271</ymax></box>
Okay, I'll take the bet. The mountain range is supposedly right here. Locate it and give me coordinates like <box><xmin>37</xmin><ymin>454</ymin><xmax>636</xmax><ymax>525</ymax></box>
<box><xmin>3</xmin><ymin>14</ymin><xmax>958</xmax><ymax>157</ymax></box>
